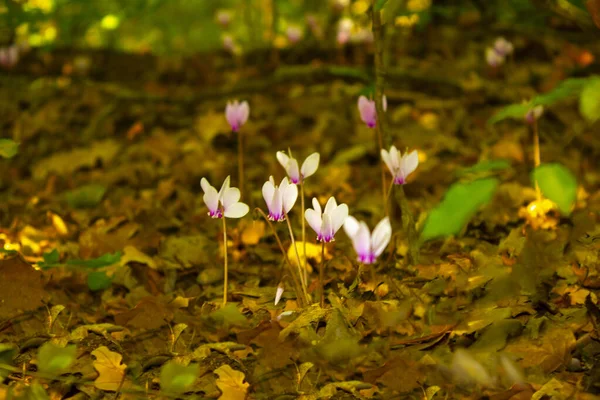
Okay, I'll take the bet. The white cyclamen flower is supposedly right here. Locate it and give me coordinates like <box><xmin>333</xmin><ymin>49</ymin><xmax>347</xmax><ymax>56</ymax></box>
<box><xmin>200</xmin><ymin>176</ymin><xmax>249</xmax><ymax>219</ymax></box>
<box><xmin>381</xmin><ymin>146</ymin><xmax>419</xmax><ymax>185</ymax></box>
<box><xmin>343</xmin><ymin>216</ymin><xmax>392</xmax><ymax>264</ymax></box>
<box><xmin>305</xmin><ymin>197</ymin><xmax>348</xmax><ymax>243</ymax></box>
<box><xmin>262</xmin><ymin>176</ymin><xmax>298</xmax><ymax>221</ymax></box>
<box><xmin>276</xmin><ymin>151</ymin><xmax>320</xmax><ymax>184</ymax></box>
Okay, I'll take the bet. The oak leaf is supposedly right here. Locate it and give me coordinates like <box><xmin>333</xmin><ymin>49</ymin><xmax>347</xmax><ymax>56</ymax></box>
<box><xmin>91</xmin><ymin>346</ymin><xmax>127</xmax><ymax>391</ymax></box>
<box><xmin>214</xmin><ymin>364</ymin><xmax>249</xmax><ymax>400</ymax></box>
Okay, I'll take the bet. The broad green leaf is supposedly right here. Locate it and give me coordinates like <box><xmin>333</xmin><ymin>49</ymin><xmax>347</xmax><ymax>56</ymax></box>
<box><xmin>64</xmin><ymin>184</ymin><xmax>106</xmax><ymax>208</ymax></box>
<box><xmin>0</xmin><ymin>139</ymin><xmax>19</xmax><ymax>159</ymax></box>
<box><xmin>374</xmin><ymin>0</ymin><xmax>389</xmax><ymax>11</ymax></box>
<box><xmin>488</xmin><ymin>77</ymin><xmax>589</xmax><ymax>125</ymax></box>
<box><xmin>579</xmin><ymin>77</ymin><xmax>600</xmax><ymax>123</ymax></box>
<box><xmin>532</xmin><ymin>163</ymin><xmax>577</xmax><ymax>214</ymax></box>
<box><xmin>37</xmin><ymin>342</ymin><xmax>77</xmax><ymax>375</ymax></box>
<box><xmin>160</xmin><ymin>361</ymin><xmax>199</xmax><ymax>394</ymax></box>
<box><xmin>87</xmin><ymin>271</ymin><xmax>113</xmax><ymax>291</ymax></box>
<box><xmin>421</xmin><ymin>178</ymin><xmax>499</xmax><ymax>241</ymax></box>
<box><xmin>67</xmin><ymin>251</ymin><xmax>121</xmax><ymax>269</ymax></box>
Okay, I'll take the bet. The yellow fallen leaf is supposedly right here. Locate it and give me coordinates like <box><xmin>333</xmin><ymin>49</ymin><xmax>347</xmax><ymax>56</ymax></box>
<box><xmin>241</xmin><ymin>221</ymin><xmax>265</xmax><ymax>246</ymax></box>
<box><xmin>287</xmin><ymin>241</ymin><xmax>330</xmax><ymax>271</ymax></box>
<box><xmin>215</xmin><ymin>364</ymin><xmax>249</xmax><ymax>400</ymax></box>
<box><xmin>91</xmin><ymin>346</ymin><xmax>127</xmax><ymax>391</ymax></box>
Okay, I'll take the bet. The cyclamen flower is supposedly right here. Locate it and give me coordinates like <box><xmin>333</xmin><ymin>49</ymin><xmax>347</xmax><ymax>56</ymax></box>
<box><xmin>200</xmin><ymin>176</ymin><xmax>249</xmax><ymax>219</ymax></box>
<box><xmin>494</xmin><ymin>37</ymin><xmax>514</xmax><ymax>57</ymax></box>
<box><xmin>305</xmin><ymin>197</ymin><xmax>348</xmax><ymax>243</ymax></box>
<box><xmin>286</xmin><ymin>26</ymin><xmax>303</xmax><ymax>44</ymax></box>
<box><xmin>525</xmin><ymin>105</ymin><xmax>544</xmax><ymax>125</ymax></box>
<box><xmin>486</xmin><ymin>47</ymin><xmax>504</xmax><ymax>68</ymax></box>
<box><xmin>358</xmin><ymin>95</ymin><xmax>387</xmax><ymax>128</ymax></box>
<box><xmin>276</xmin><ymin>151</ymin><xmax>320</xmax><ymax>184</ymax></box>
<box><xmin>381</xmin><ymin>146</ymin><xmax>419</xmax><ymax>185</ymax></box>
<box><xmin>344</xmin><ymin>216</ymin><xmax>392</xmax><ymax>264</ymax></box>
<box><xmin>0</xmin><ymin>45</ymin><xmax>18</xmax><ymax>68</ymax></box>
<box><xmin>262</xmin><ymin>176</ymin><xmax>298</xmax><ymax>221</ymax></box>
<box><xmin>216</xmin><ymin>10</ymin><xmax>232</xmax><ymax>27</ymax></box>
<box><xmin>225</xmin><ymin>100</ymin><xmax>249</xmax><ymax>132</ymax></box>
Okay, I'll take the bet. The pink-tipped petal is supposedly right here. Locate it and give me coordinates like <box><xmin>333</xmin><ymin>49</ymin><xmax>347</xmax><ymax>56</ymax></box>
<box><xmin>371</xmin><ymin>217</ymin><xmax>392</xmax><ymax>258</ymax></box>
<box><xmin>203</xmin><ymin>189</ymin><xmax>220</xmax><ymax>215</ymax></box>
<box><xmin>239</xmin><ymin>101</ymin><xmax>249</xmax><ymax>125</ymax></box>
<box><xmin>330</xmin><ymin>203</ymin><xmax>349</xmax><ymax>234</ymax></box>
<box><xmin>270</xmin><ymin>187</ymin><xmax>283</xmax><ymax>220</ymax></box>
<box><xmin>288</xmin><ymin>158</ymin><xmax>300</xmax><ymax>183</ymax></box>
<box><xmin>300</xmin><ymin>152</ymin><xmax>320</xmax><ymax>179</ymax></box>
<box><xmin>321</xmin><ymin>214</ymin><xmax>334</xmax><ymax>242</ymax></box>
<box><xmin>305</xmin><ymin>208</ymin><xmax>322</xmax><ymax>236</ymax></box>
<box><xmin>224</xmin><ymin>202</ymin><xmax>249</xmax><ymax>218</ymax></box>
<box><xmin>353</xmin><ymin>222</ymin><xmax>372</xmax><ymax>263</ymax></box>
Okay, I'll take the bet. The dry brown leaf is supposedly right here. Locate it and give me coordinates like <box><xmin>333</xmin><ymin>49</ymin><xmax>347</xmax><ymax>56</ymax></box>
<box><xmin>504</xmin><ymin>327</ymin><xmax>575</xmax><ymax>373</ymax></box>
<box><xmin>91</xmin><ymin>346</ymin><xmax>127</xmax><ymax>391</ymax></box>
<box><xmin>0</xmin><ymin>256</ymin><xmax>47</xmax><ymax>319</ymax></box>
<box><xmin>214</xmin><ymin>364</ymin><xmax>249</xmax><ymax>400</ymax></box>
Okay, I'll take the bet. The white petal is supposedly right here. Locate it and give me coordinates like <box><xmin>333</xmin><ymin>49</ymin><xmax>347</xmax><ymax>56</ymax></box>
<box><xmin>323</xmin><ymin>196</ymin><xmax>337</xmax><ymax>215</ymax></box>
<box><xmin>381</xmin><ymin>149</ymin><xmax>394</xmax><ymax>175</ymax></box>
<box><xmin>300</xmin><ymin>152</ymin><xmax>320</xmax><ymax>179</ymax></box>
<box><xmin>239</xmin><ymin>101</ymin><xmax>250</xmax><ymax>124</ymax></box>
<box><xmin>330</xmin><ymin>203</ymin><xmax>348</xmax><ymax>234</ymax></box>
<box><xmin>371</xmin><ymin>217</ymin><xmax>392</xmax><ymax>257</ymax></box>
<box><xmin>389</xmin><ymin>146</ymin><xmax>400</xmax><ymax>170</ymax></box>
<box><xmin>274</xmin><ymin>285</ymin><xmax>284</xmax><ymax>305</ymax></box>
<box><xmin>218</xmin><ymin>176</ymin><xmax>231</xmax><ymax>200</ymax></box>
<box><xmin>203</xmin><ymin>187</ymin><xmax>219</xmax><ymax>213</ymax></box>
<box><xmin>262</xmin><ymin>180</ymin><xmax>275</xmax><ymax>209</ymax></box>
<box><xmin>200</xmin><ymin>177</ymin><xmax>213</xmax><ymax>194</ymax></box>
<box><xmin>288</xmin><ymin>159</ymin><xmax>300</xmax><ymax>182</ymax></box>
<box><xmin>224</xmin><ymin>202</ymin><xmax>249</xmax><ymax>218</ymax></box>
<box><xmin>225</xmin><ymin>103</ymin><xmax>235</xmax><ymax>126</ymax></box>
<box><xmin>222</xmin><ymin>187</ymin><xmax>241</xmax><ymax>209</ymax></box>
<box><xmin>271</xmin><ymin>187</ymin><xmax>283</xmax><ymax>216</ymax></box>
<box><xmin>282</xmin><ymin>183</ymin><xmax>298</xmax><ymax>213</ymax></box>
<box><xmin>311</xmin><ymin>197</ymin><xmax>322</xmax><ymax>215</ymax></box>
<box><xmin>343</xmin><ymin>216</ymin><xmax>360</xmax><ymax>238</ymax></box>
<box><xmin>305</xmin><ymin>209</ymin><xmax>322</xmax><ymax>236</ymax></box>
<box><xmin>401</xmin><ymin>150</ymin><xmax>419</xmax><ymax>179</ymax></box>
<box><xmin>321</xmin><ymin>214</ymin><xmax>333</xmax><ymax>240</ymax></box>
<box><xmin>353</xmin><ymin>222</ymin><xmax>372</xmax><ymax>260</ymax></box>
<box><xmin>276</xmin><ymin>151</ymin><xmax>290</xmax><ymax>169</ymax></box>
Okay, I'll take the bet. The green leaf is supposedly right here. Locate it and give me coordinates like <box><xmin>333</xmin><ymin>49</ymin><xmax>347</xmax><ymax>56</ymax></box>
<box><xmin>38</xmin><ymin>249</ymin><xmax>60</xmax><ymax>269</ymax></box>
<box><xmin>87</xmin><ymin>270</ymin><xmax>113</xmax><ymax>291</ymax></box>
<box><xmin>532</xmin><ymin>163</ymin><xmax>577</xmax><ymax>215</ymax></box>
<box><xmin>64</xmin><ymin>184</ymin><xmax>106</xmax><ymax>208</ymax></box>
<box><xmin>488</xmin><ymin>77</ymin><xmax>589</xmax><ymax>125</ymax></box>
<box><xmin>37</xmin><ymin>342</ymin><xmax>77</xmax><ymax>375</ymax></box>
<box><xmin>160</xmin><ymin>361</ymin><xmax>200</xmax><ymax>394</ymax></box>
<box><xmin>0</xmin><ymin>139</ymin><xmax>19</xmax><ymax>159</ymax></box>
<box><xmin>421</xmin><ymin>178</ymin><xmax>499</xmax><ymax>241</ymax></box>
<box><xmin>579</xmin><ymin>77</ymin><xmax>600</xmax><ymax>123</ymax></box>
<box><xmin>67</xmin><ymin>251</ymin><xmax>121</xmax><ymax>269</ymax></box>
<box><xmin>0</xmin><ymin>344</ymin><xmax>17</xmax><ymax>379</ymax></box>
<box><xmin>374</xmin><ymin>0</ymin><xmax>389</xmax><ymax>11</ymax></box>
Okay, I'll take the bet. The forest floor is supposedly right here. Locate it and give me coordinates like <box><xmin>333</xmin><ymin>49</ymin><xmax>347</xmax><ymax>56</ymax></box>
<box><xmin>1</xmin><ymin>21</ymin><xmax>600</xmax><ymax>400</ymax></box>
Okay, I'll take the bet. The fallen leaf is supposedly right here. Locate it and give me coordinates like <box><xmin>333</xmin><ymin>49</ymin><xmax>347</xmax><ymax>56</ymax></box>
<box><xmin>0</xmin><ymin>256</ymin><xmax>47</xmax><ymax>319</ymax></box>
<box><xmin>214</xmin><ymin>364</ymin><xmax>249</xmax><ymax>400</ymax></box>
<box><xmin>91</xmin><ymin>346</ymin><xmax>127</xmax><ymax>391</ymax></box>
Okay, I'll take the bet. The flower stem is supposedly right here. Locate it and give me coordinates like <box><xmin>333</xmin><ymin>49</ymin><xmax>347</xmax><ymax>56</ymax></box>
<box><xmin>394</xmin><ymin>185</ymin><xmax>420</xmax><ymax>266</ymax></box>
<box><xmin>254</xmin><ymin>208</ymin><xmax>306</xmax><ymax>307</ymax></box>
<box><xmin>285</xmin><ymin>211</ymin><xmax>309</xmax><ymax>303</ymax></box>
<box><xmin>532</xmin><ymin>119</ymin><xmax>541</xmax><ymax>201</ymax></box>
<box><xmin>237</xmin><ymin>131</ymin><xmax>244</xmax><ymax>197</ymax></box>
<box><xmin>222</xmin><ymin>216</ymin><xmax>228</xmax><ymax>306</ymax></box>
<box><xmin>372</xmin><ymin>2</ymin><xmax>389</xmax><ymax>212</ymax></box>
<box><xmin>301</xmin><ymin>181</ymin><xmax>307</xmax><ymax>285</ymax></box>
<box><xmin>319</xmin><ymin>241</ymin><xmax>325</xmax><ymax>308</ymax></box>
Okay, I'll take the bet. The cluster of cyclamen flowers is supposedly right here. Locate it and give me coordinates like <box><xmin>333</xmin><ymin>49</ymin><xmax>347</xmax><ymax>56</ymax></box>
<box><xmin>485</xmin><ymin>37</ymin><xmax>514</xmax><ymax>68</ymax></box>
<box><xmin>201</xmin><ymin>99</ymin><xmax>420</xmax><ymax>268</ymax></box>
